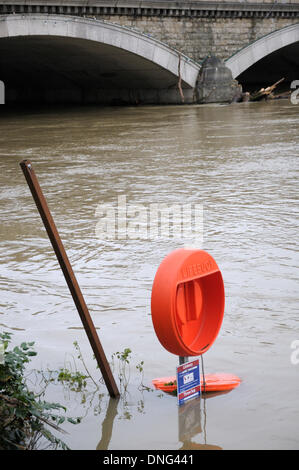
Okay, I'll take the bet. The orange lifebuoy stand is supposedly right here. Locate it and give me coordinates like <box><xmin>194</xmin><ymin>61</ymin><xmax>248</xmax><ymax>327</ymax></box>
<box><xmin>152</xmin><ymin>374</ymin><xmax>241</xmax><ymax>394</ymax></box>
<box><xmin>151</xmin><ymin>248</ymin><xmax>225</xmax><ymax>357</ymax></box>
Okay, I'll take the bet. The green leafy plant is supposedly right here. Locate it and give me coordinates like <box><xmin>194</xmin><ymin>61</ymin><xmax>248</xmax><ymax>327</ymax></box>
<box><xmin>111</xmin><ymin>348</ymin><xmax>132</xmax><ymax>393</ymax></box>
<box><xmin>73</xmin><ymin>340</ymin><xmax>98</xmax><ymax>388</ymax></box>
<box><xmin>136</xmin><ymin>360</ymin><xmax>151</xmax><ymax>392</ymax></box>
<box><xmin>0</xmin><ymin>332</ymin><xmax>80</xmax><ymax>450</ymax></box>
<box><xmin>57</xmin><ymin>368</ymin><xmax>88</xmax><ymax>392</ymax></box>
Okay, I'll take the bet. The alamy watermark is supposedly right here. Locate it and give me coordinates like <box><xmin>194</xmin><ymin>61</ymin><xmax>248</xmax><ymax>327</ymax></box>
<box><xmin>0</xmin><ymin>80</ymin><xmax>5</xmax><ymax>104</ymax></box>
<box><xmin>95</xmin><ymin>195</ymin><xmax>203</xmax><ymax>245</ymax></box>
<box><xmin>290</xmin><ymin>80</ymin><xmax>299</xmax><ymax>105</ymax></box>
<box><xmin>290</xmin><ymin>340</ymin><xmax>299</xmax><ymax>365</ymax></box>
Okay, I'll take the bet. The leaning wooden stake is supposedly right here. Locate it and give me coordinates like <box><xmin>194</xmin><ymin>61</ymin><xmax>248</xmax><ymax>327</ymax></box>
<box><xmin>20</xmin><ymin>159</ymin><xmax>119</xmax><ymax>398</ymax></box>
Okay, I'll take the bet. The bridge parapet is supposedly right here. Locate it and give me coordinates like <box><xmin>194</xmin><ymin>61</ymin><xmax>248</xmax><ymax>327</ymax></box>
<box><xmin>0</xmin><ymin>1</ymin><xmax>299</xmax><ymax>19</ymax></box>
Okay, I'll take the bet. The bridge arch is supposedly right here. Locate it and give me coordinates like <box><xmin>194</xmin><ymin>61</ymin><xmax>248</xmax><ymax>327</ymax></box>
<box><xmin>226</xmin><ymin>23</ymin><xmax>299</xmax><ymax>81</ymax></box>
<box><xmin>0</xmin><ymin>14</ymin><xmax>200</xmax><ymax>104</ymax></box>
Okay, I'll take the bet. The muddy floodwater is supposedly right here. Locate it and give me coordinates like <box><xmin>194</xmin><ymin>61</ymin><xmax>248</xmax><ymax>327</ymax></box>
<box><xmin>0</xmin><ymin>100</ymin><xmax>298</xmax><ymax>450</ymax></box>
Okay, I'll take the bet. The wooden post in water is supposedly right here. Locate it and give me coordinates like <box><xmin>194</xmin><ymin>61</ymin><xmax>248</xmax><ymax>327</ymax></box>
<box><xmin>20</xmin><ymin>159</ymin><xmax>119</xmax><ymax>398</ymax></box>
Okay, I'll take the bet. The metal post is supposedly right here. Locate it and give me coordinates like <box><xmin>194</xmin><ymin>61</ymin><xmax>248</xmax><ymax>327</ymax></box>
<box><xmin>179</xmin><ymin>356</ymin><xmax>189</xmax><ymax>365</ymax></box>
<box><xmin>20</xmin><ymin>159</ymin><xmax>119</xmax><ymax>398</ymax></box>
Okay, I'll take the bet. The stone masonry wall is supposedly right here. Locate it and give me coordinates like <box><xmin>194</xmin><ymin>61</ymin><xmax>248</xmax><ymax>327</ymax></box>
<box><xmin>93</xmin><ymin>15</ymin><xmax>298</xmax><ymax>62</ymax></box>
<box><xmin>1</xmin><ymin>1</ymin><xmax>298</xmax><ymax>63</ymax></box>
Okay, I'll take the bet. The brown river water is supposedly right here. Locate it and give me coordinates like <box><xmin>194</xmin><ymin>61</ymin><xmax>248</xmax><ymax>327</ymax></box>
<box><xmin>0</xmin><ymin>100</ymin><xmax>298</xmax><ymax>450</ymax></box>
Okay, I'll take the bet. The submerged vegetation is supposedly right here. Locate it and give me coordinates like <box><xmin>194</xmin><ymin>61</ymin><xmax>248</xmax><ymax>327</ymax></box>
<box><xmin>0</xmin><ymin>332</ymin><xmax>154</xmax><ymax>450</ymax></box>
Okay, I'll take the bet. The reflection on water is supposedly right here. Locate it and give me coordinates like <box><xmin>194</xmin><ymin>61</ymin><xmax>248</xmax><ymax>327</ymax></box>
<box><xmin>97</xmin><ymin>397</ymin><xmax>119</xmax><ymax>450</ymax></box>
<box><xmin>0</xmin><ymin>100</ymin><xmax>299</xmax><ymax>449</ymax></box>
<box><xmin>178</xmin><ymin>394</ymin><xmax>224</xmax><ymax>450</ymax></box>
<box><xmin>96</xmin><ymin>393</ymin><xmax>224</xmax><ymax>451</ymax></box>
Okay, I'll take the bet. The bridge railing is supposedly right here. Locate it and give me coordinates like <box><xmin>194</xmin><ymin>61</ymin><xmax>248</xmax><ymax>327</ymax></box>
<box><xmin>0</xmin><ymin>1</ymin><xmax>298</xmax><ymax>19</ymax></box>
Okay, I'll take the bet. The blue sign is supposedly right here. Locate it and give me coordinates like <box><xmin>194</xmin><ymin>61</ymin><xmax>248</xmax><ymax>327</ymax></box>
<box><xmin>176</xmin><ymin>359</ymin><xmax>201</xmax><ymax>406</ymax></box>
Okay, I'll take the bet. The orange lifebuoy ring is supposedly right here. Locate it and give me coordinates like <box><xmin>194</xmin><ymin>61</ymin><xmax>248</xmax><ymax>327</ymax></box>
<box><xmin>151</xmin><ymin>248</ymin><xmax>225</xmax><ymax>356</ymax></box>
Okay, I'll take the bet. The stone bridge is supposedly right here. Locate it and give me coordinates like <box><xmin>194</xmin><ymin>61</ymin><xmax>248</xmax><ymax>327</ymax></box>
<box><xmin>0</xmin><ymin>1</ymin><xmax>298</xmax><ymax>104</ymax></box>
